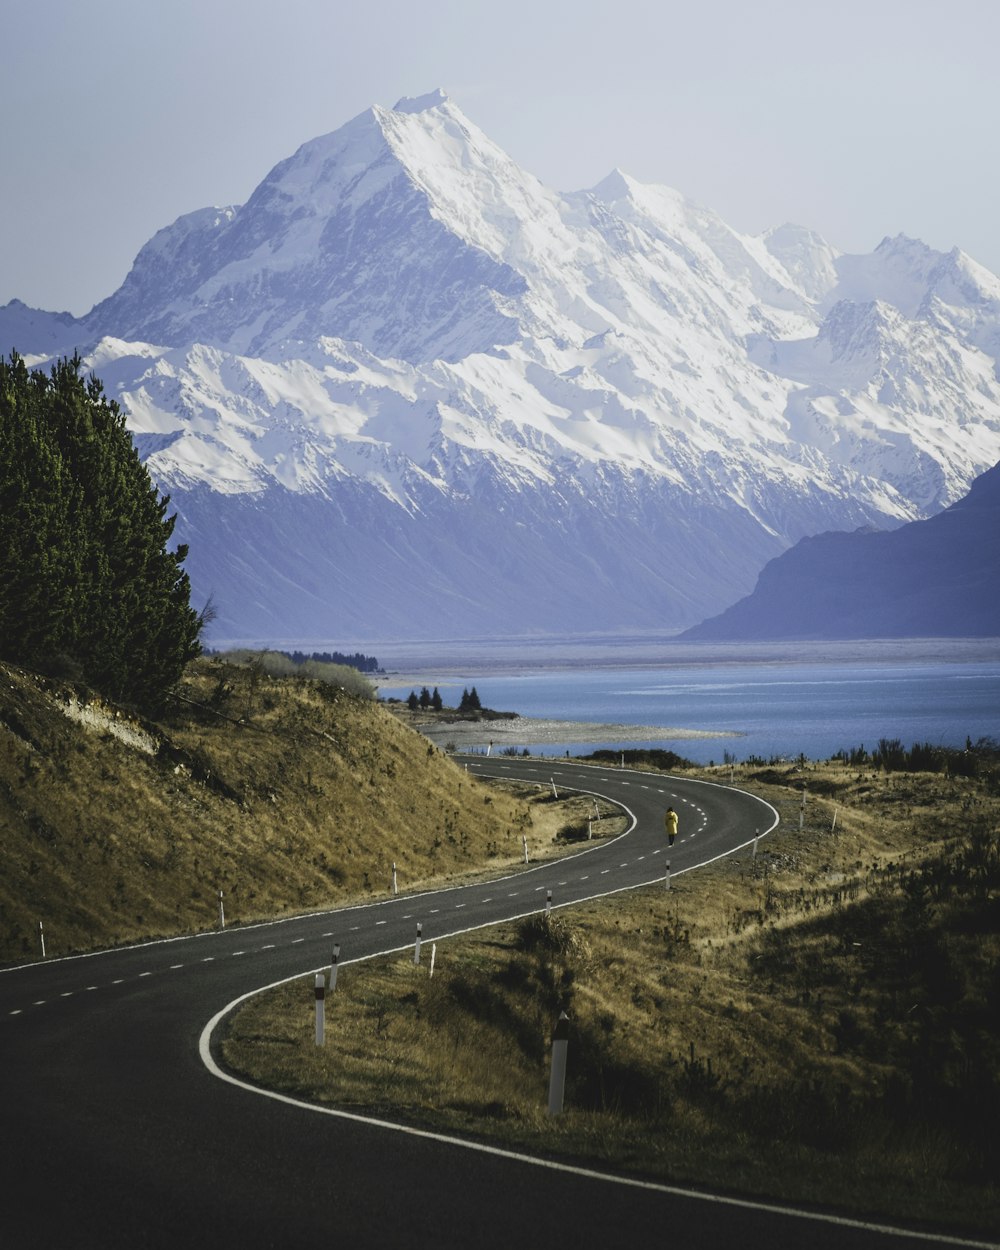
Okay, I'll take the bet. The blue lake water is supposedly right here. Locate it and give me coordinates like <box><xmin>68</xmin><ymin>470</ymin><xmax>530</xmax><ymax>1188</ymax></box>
<box><xmin>375</xmin><ymin>638</ymin><xmax>1000</xmax><ymax>764</ymax></box>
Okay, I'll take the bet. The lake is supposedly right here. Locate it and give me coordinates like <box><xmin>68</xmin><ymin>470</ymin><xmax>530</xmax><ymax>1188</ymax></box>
<box><xmin>373</xmin><ymin>636</ymin><xmax>1000</xmax><ymax>764</ymax></box>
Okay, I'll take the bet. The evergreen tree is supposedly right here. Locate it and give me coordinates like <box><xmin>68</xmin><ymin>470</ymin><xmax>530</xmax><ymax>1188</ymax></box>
<box><xmin>0</xmin><ymin>352</ymin><xmax>202</xmax><ymax>708</ymax></box>
<box><xmin>418</xmin><ymin>686</ymin><xmax>431</xmax><ymax>709</ymax></box>
<box><xmin>407</xmin><ymin>690</ymin><xmax>419</xmax><ymax>711</ymax></box>
<box><xmin>431</xmin><ymin>686</ymin><xmax>443</xmax><ymax>711</ymax></box>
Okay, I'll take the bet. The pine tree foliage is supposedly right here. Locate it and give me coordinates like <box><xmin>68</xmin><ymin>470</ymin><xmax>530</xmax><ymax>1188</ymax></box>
<box><xmin>0</xmin><ymin>352</ymin><xmax>202</xmax><ymax>708</ymax></box>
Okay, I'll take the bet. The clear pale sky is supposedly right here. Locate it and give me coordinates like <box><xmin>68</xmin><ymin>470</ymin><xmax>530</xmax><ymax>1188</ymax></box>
<box><xmin>3</xmin><ymin>0</ymin><xmax>998</xmax><ymax>315</ymax></box>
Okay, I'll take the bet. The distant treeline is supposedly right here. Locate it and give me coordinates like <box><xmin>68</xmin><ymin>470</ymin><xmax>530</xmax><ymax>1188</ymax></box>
<box><xmin>207</xmin><ymin>648</ymin><xmax>382</xmax><ymax>674</ymax></box>
<box><xmin>283</xmin><ymin>650</ymin><xmax>382</xmax><ymax>674</ymax></box>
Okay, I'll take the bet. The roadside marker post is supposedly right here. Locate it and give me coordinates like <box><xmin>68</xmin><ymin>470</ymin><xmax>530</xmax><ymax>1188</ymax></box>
<box><xmin>38</xmin><ymin>921</ymin><xmax>45</xmax><ymax>959</ymax></box>
<box><xmin>665</xmin><ymin>860</ymin><xmax>671</xmax><ymax>891</ymax></box>
<box><xmin>588</xmin><ymin>818</ymin><xmax>593</xmax><ymax>840</ymax></box>
<box><xmin>218</xmin><ymin>891</ymin><xmax>225</xmax><ymax>930</ymax></box>
<box><xmin>522</xmin><ymin>834</ymin><xmax>529</xmax><ymax>864</ymax></box>
<box><xmin>546</xmin><ymin>889</ymin><xmax>552</xmax><ymax>914</ymax></box>
<box><xmin>547</xmin><ymin>1012</ymin><xmax>570</xmax><ymax>1116</ymax></box>
<box><xmin>831</xmin><ymin>805</ymin><xmax>839</xmax><ymax>832</ymax></box>
<box><xmin>392</xmin><ymin>862</ymin><xmax>398</xmax><ymax>895</ymax></box>
<box><xmin>414</xmin><ymin>923</ymin><xmax>423</xmax><ymax>965</ymax></box>
<box><xmin>550</xmin><ymin>778</ymin><xmax>558</xmax><ymax>799</ymax></box>
<box><xmin>314</xmin><ymin>974</ymin><xmax>326</xmax><ymax>1046</ymax></box>
<box><xmin>330</xmin><ymin>944</ymin><xmax>340</xmax><ymax>992</ymax></box>
<box><xmin>429</xmin><ymin>943</ymin><xmax>437</xmax><ymax>978</ymax></box>
<box><xmin>752</xmin><ymin>831</ymin><xmax>759</xmax><ymax>865</ymax></box>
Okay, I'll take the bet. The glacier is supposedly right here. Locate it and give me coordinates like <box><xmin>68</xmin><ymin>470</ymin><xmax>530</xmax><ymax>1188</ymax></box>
<box><xmin>3</xmin><ymin>90</ymin><xmax>1000</xmax><ymax>643</ymax></box>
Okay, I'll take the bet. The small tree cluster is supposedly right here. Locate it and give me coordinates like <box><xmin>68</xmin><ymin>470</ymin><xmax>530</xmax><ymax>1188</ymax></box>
<box><xmin>407</xmin><ymin>687</ymin><xmax>443</xmax><ymax>711</ymax></box>
<box><xmin>459</xmin><ymin>687</ymin><xmax>481</xmax><ymax>712</ymax></box>
<box><xmin>0</xmin><ymin>352</ymin><xmax>202</xmax><ymax>708</ymax></box>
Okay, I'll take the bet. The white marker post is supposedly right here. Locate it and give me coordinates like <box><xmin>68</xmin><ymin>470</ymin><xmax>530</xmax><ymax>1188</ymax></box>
<box><xmin>588</xmin><ymin>818</ymin><xmax>593</xmax><ymax>840</ymax></box>
<box><xmin>414</xmin><ymin>923</ymin><xmax>423</xmax><ymax>965</ymax></box>
<box><xmin>330</xmin><ymin>943</ymin><xmax>340</xmax><ymax>993</ymax></box>
<box><xmin>429</xmin><ymin>943</ymin><xmax>437</xmax><ymax>979</ymax></box>
<box><xmin>522</xmin><ymin>834</ymin><xmax>529</xmax><ymax>865</ymax></box>
<box><xmin>392</xmin><ymin>862</ymin><xmax>398</xmax><ymax>895</ymax></box>
<box><xmin>546</xmin><ymin>888</ymin><xmax>552</xmax><ymax>914</ymax></box>
<box><xmin>218</xmin><ymin>890</ymin><xmax>225</xmax><ymax>930</ymax></box>
<box><xmin>665</xmin><ymin>860</ymin><xmax>671</xmax><ymax>891</ymax></box>
<box><xmin>831</xmin><ymin>805</ymin><xmax>839</xmax><ymax>833</ymax></box>
<box><xmin>548</xmin><ymin>1012</ymin><xmax>570</xmax><ymax>1116</ymax></box>
<box><xmin>38</xmin><ymin>920</ymin><xmax>45</xmax><ymax>959</ymax></box>
<box><xmin>314</xmin><ymin>974</ymin><xmax>326</xmax><ymax>1046</ymax></box>
<box><xmin>752</xmin><ymin>831</ymin><xmax>759</xmax><ymax>865</ymax></box>
<box><xmin>550</xmin><ymin>778</ymin><xmax>558</xmax><ymax>799</ymax></box>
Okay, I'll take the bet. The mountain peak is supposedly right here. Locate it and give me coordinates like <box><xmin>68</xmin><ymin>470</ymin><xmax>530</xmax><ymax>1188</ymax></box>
<box><xmin>590</xmin><ymin>167</ymin><xmax>637</xmax><ymax>202</ymax></box>
<box><xmin>392</xmin><ymin>88</ymin><xmax>450</xmax><ymax>115</ymax></box>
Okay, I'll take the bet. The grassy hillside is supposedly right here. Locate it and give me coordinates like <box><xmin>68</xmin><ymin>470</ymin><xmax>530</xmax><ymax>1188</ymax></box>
<box><xmin>5</xmin><ymin>656</ymin><xmax>997</xmax><ymax>1233</ymax></box>
<box><xmin>223</xmin><ymin>758</ymin><xmax>1000</xmax><ymax>1237</ymax></box>
<box><xmin>0</xmin><ymin>656</ymin><xmax>555</xmax><ymax>962</ymax></box>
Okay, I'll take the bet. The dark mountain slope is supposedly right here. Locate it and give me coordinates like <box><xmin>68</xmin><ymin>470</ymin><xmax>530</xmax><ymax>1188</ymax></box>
<box><xmin>681</xmin><ymin>461</ymin><xmax>1000</xmax><ymax>640</ymax></box>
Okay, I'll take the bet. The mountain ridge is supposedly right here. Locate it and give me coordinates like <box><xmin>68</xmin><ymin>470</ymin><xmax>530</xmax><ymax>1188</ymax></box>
<box><xmin>681</xmin><ymin>460</ymin><xmax>1000</xmax><ymax>640</ymax></box>
<box><xmin>3</xmin><ymin>90</ymin><xmax>999</xmax><ymax>642</ymax></box>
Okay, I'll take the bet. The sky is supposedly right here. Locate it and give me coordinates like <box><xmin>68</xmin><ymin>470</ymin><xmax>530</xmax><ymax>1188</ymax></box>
<box><xmin>3</xmin><ymin>0</ymin><xmax>998</xmax><ymax>316</ymax></box>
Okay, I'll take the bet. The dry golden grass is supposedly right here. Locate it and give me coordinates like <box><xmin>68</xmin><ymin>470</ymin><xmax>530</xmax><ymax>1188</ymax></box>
<box><xmin>1</xmin><ymin>657</ymin><xmax>568</xmax><ymax>960</ymax></box>
<box><xmin>224</xmin><ymin>758</ymin><xmax>1000</xmax><ymax>1238</ymax></box>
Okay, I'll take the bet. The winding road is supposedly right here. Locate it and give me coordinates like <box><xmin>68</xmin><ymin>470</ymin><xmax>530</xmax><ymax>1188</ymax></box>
<box><xmin>1</xmin><ymin>758</ymin><xmax>989</xmax><ymax>1248</ymax></box>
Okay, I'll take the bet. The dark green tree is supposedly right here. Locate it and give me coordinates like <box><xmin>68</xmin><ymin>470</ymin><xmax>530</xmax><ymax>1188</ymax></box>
<box><xmin>0</xmin><ymin>351</ymin><xmax>202</xmax><ymax>708</ymax></box>
<box><xmin>431</xmin><ymin>686</ymin><xmax>443</xmax><ymax>711</ymax></box>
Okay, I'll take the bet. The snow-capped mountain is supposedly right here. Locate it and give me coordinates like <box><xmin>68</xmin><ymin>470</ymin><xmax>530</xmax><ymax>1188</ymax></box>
<box><xmin>4</xmin><ymin>89</ymin><xmax>1000</xmax><ymax>643</ymax></box>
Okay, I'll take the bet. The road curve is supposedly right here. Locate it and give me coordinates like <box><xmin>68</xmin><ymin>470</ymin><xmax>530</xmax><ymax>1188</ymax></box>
<box><xmin>0</xmin><ymin>759</ymin><xmax>985</xmax><ymax>1249</ymax></box>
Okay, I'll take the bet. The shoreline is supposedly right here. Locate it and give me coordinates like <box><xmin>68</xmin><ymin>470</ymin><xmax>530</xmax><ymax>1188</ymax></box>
<box><xmin>394</xmin><ymin>710</ymin><xmax>740</xmax><ymax>749</ymax></box>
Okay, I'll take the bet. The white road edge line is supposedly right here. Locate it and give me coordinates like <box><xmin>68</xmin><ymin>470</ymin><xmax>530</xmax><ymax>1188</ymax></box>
<box><xmin>194</xmin><ymin>771</ymin><xmax>977</xmax><ymax>1246</ymax></box>
<box><xmin>197</xmin><ymin>959</ymin><xmax>985</xmax><ymax>1249</ymax></box>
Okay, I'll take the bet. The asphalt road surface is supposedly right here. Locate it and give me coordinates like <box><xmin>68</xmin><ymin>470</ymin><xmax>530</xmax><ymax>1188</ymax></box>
<box><xmin>1</xmin><ymin>757</ymin><xmax>990</xmax><ymax>1249</ymax></box>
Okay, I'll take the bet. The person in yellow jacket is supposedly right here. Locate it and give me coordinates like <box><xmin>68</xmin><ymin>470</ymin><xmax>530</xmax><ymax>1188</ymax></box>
<box><xmin>665</xmin><ymin>806</ymin><xmax>678</xmax><ymax>846</ymax></box>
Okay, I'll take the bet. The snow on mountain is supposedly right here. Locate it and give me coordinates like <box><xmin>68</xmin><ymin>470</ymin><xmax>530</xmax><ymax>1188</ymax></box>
<box><xmin>3</xmin><ymin>89</ymin><xmax>1000</xmax><ymax>642</ymax></box>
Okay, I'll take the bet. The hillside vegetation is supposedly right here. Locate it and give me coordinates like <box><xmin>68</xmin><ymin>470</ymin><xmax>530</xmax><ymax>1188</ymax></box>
<box><xmin>0</xmin><ymin>656</ymin><xmax>547</xmax><ymax>962</ymax></box>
